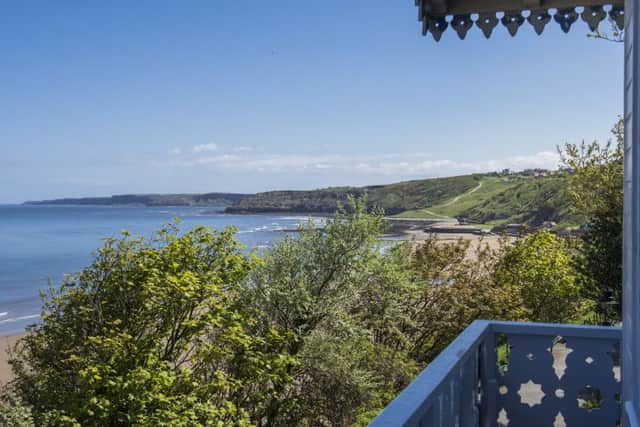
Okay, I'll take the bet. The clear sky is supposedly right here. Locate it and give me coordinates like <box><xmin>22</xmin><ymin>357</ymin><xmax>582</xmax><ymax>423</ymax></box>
<box><xmin>0</xmin><ymin>1</ymin><xmax>624</xmax><ymax>203</ymax></box>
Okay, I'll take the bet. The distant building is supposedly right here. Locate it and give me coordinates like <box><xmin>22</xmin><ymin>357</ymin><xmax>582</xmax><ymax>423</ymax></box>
<box><xmin>521</xmin><ymin>168</ymin><xmax>551</xmax><ymax>177</ymax></box>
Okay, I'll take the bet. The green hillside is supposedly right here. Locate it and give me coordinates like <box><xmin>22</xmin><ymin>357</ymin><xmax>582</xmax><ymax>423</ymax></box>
<box><xmin>226</xmin><ymin>173</ymin><xmax>581</xmax><ymax>227</ymax></box>
<box><xmin>225</xmin><ymin>175</ymin><xmax>480</xmax><ymax>215</ymax></box>
<box><xmin>460</xmin><ymin>176</ymin><xmax>580</xmax><ymax>226</ymax></box>
<box><xmin>397</xmin><ymin>174</ymin><xmax>582</xmax><ymax>226</ymax></box>
<box><xmin>396</xmin><ymin>175</ymin><xmax>515</xmax><ymax>219</ymax></box>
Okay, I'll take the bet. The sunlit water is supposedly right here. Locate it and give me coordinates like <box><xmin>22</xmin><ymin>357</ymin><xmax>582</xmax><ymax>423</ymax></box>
<box><xmin>0</xmin><ymin>205</ymin><xmax>320</xmax><ymax>335</ymax></box>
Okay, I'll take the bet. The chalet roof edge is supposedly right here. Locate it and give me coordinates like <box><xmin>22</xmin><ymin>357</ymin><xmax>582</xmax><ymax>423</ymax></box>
<box><xmin>415</xmin><ymin>1</ymin><xmax>625</xmax><ymax>40</ymax></box>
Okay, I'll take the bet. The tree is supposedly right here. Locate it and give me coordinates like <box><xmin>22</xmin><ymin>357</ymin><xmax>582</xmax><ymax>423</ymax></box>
<box><xmin>245</xmin><ymin>198</ymin><xmax>419</xmax><ymax>425</ymax></box>
<box><xmin>494</xmin><ymin>231</ymin><xmax>583</xmax><ymax>324</ymax></box>
<box><xmin>5</xmin><ymin>198</ymin><xmax>587</xmax><ymax>426</ymax></box>
<box><xmin>0</xmin><ymin>392</ymin><xmax>35</xmax><ymax>427</ymax></box>
<box><xmin>559</xmin><ymin>120</ymin><xmax>623</xmax><ymax>320</ymax></box>
<box><xmin>406</xmin><ymin>231</ymin><xmax>583</xmax><ymax>363</ymax></box>
<box><xmin>8</xmin><ymin>225</ymin><xmax>294</xmax><ymax>426</ymax></box>
<box><xmin>407</xmin><ymin>236</ymin><xmax>525</xmax><ymax>363</ymax></box>
<box><xmin>4</xmin><ymin>203</ymin><xmax>424</xmax><ymax>426</ymax></box>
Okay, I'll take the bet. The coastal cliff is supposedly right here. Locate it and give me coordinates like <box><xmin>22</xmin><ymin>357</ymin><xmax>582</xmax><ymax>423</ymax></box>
<box><xmin>24</xmin><ymin>193</ymin><xmax>250</xmax><ymax>207</ymax></box>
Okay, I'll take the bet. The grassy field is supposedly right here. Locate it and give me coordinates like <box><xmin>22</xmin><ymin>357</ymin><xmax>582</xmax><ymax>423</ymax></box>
<box><xmin>395</xmin><ymin>176</ymin><xmax>523</xmax><ymax>221</ymax></box>
<box><xmin>395</xmin><ymin>174</ymin><xmax>582</xmax><ymax>227</ymax></box>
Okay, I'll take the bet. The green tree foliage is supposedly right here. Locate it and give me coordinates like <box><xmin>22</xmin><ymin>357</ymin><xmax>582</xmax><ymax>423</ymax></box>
<box><xmin>4</xmin><ymin>197</ymin><xmax>590</xmax><ymax>426</ymax></box>
<box><xmin>560</xmin><ymin>120</ymin><xmax>623</xmax><ymax>320</ymax></box>
<box><xmin>245</xmin><ymin>198</ymin><xmax>419</xmax><ymax>425</ymax></box>
<box><xmin>406</xmin><ymin>230</ymin><xmax>583</xmax><ymax>363</ymax></box>
<box><xmin>406</xmin><ymin>237</ymin><xmax>526</xmax><ymax>363</ymax></box>
<box><xmin>0</xmin><ymin>392</ymin><xmax>36</xmax><ymax>427</ymax></box>
<box><xmin>494</xmin><ymin>231</ymin><xmax>583</xmax><ymax>323</ymax></box>
<box><xmin>9</xmin><ymin>225</ymin><xmax>294</xmax><ymax>426</ymax></box>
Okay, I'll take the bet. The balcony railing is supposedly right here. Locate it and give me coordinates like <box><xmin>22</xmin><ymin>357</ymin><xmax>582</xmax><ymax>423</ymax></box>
<box><xmin>370</xmin><ymin>320</ymin><xmax>622</xmax><ymax>427</ymax></box>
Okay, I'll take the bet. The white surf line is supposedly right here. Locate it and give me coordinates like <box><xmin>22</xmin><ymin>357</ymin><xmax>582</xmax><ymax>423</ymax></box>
<box><xmin>0</xmin><ymin>313</ymin><xmax>40</xmax><ymax>324</ymax></box>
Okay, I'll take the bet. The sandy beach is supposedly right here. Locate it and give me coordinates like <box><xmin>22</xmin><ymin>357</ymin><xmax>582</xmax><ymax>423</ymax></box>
<box><xmin>403</xmin><ymin>229</ymin><xmax>512</xmax><ymax>258</ymax></box>
<box><xmin>0</xmin><ymin>333</ymin><xmax>24</xmax><ymax>386</ymax></box>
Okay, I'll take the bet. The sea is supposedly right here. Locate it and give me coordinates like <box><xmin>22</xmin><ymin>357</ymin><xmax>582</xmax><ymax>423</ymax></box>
<box><xmin>0</xmin><ymin>204</ymin><xmax>324</xmax><ymax>336</ymax></box>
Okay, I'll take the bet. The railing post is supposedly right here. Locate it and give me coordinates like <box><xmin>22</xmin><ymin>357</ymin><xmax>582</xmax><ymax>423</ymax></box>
<box><xmin>479</xmin><ymin>329</ymin><xmax>497</xmax><ymax>427</ymax></box>
<box><xmin>460</xmin><ymin>350</ymin><xmax>480</xmax><ymax>427</ymax></box>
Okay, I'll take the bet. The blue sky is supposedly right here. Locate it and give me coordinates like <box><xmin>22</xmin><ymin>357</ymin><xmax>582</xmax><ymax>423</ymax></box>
<box><xmin>0</xmin><ymin>1</ymin><xmax>623</xmax><ymax>203</ymax></box>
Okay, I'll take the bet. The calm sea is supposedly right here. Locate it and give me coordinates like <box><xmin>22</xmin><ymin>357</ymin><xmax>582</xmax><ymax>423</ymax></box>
<box><xmin>0</xmin><ymin>205</ymin><xmax>316</xmax><ymax>335</ymax></box>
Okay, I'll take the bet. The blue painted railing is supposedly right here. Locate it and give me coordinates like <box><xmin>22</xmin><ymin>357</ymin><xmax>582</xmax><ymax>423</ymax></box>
<box><xmin>370</xmin><ymin>320</ymin><xmax>622</xmax><ymax>427</ymax></box>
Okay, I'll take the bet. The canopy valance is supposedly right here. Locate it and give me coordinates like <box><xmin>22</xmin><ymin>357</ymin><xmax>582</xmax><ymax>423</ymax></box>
<box><xmin>415</xmin><ymin>0</ymin><xmax>624</xmax><ymax>40</ymax></box>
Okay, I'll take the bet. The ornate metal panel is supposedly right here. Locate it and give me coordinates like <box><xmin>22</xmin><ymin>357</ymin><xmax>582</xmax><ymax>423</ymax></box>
<box><xmin>414</xmin><ymin>1</ymin><xmax>625</xmax><ymax>40</ymax></box>
<box><xmin>496</xmin><ymin>332</ymin><xmax>621</xmax><ymax>426</ymax></box>
<box><xmin>370</xmin><ymin>321</ymin><xmax>622</xmax><ymax>427</ymax></box>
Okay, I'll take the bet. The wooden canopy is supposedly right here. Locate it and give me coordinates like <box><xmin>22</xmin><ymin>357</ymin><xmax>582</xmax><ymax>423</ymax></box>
<box><xmin>415</xmin><ymin>0</ymin><xmax>624</xmax><ymax>40</ymax></box>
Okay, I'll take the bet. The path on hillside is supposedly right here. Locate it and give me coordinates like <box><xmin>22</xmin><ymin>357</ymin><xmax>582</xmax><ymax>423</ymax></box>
<box><xmin>439</xmin><ymin>181</ymin><xmax>483</xmax><ymax>208</ymax></box>
<box><xmin>420</xmin><ymin>209</ymin><xmax>449</xmax><ymax>218</ymax></box>
<box><xmin>417</xmin><ymin>181</ymin><xmax>483</xmax><ymax>219</ymax></box>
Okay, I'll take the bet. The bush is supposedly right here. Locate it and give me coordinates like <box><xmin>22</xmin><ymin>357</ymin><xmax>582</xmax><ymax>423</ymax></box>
<box><xmin>9</xmin><ymin>225</ymin><xmax>292</xmax><ymax>426</ymax></box>
<box><xmin>494</xmin><ymin>231</ymin><xmax>583</xmax><ymax>323</ymax></box>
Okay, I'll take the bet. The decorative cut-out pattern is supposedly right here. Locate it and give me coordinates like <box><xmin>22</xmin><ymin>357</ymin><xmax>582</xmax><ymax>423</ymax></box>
<box><xmin>501</xmin><ymin>11</ymin><xmax>525</xmax><ymax>36</ymax></box>
<box><xmin>518</xmin><ymin>380</ymin><xmax>546</xmax><ymax>407</ymax></box>
<box><xmin>497</xmin><ymin>408</ymin><xmax>510</xmax><ymax>426</ymax></box>
<box><xmin>496</xmin><ymin>333</ymin><xmax>511</xmax><ymax>376</ymax></box>
<box><xmin>554</xmin><ymin>8</ymin><xmax>579</xmax><ymax>33</ymax></box>
<box><xmin>477</xmin><ymin>13</ymin><xmax>499</xmax><ymax>38</ymax></box>
<box><xmin>415</xmin><ymin>3</ymin><xmax>625</xmax><ymax>40</ymax></box>
<box><xmin>609</xmin><ymin>6</ymin><xmax>625</xmax><ymax>29</ymax></box>
<box><xmin>427</xmin><ymin>16</ymin><xmax>448</xmax><ymax>42</ymax></box>
<box><xmin>370</xmin><ymin>321</ymin><xmax>621</xmax><ymax>427</ymax></box>
<box><xmin>553</xmin><ymin>412</ymin><xmax>567</xmax><ymax>427</ymax></box>
<box><xmin>581</xmin><ymin>6</ymin><xmax>607</xmax><ymax>31</ymax></box>
<box><xmin>527</xmin><ymin>10</ymin><xmax>552</xmax><ymax>35</ymax></box>
<box><xmin>451</xmin><ymin>14</ymin><xmax>473</xmax><ymax>39</ymax></box>
<box><xmin>577</xmin><ymin>385</ymin><xmax>603</xmax><ymax>411</ymax></box>
<box><xmin>609</xmin><ymin>342</ymin><xmax>622</xmax><ymax>383</ymax></box>
<box><xmin>496</xmin><ymin>332</ymin><xmax>620</xmax><ymax>426</ymax></box>
<box><xmin>550</xmin><ymin>337</ymin><xmax>574</xmax><ymax>379</ymax></box>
